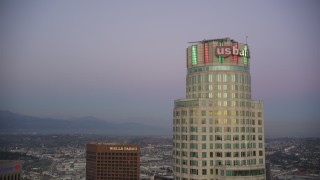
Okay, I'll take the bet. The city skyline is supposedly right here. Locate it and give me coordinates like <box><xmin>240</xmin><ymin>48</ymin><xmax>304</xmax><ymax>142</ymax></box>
<box><xmin>1</xmin><ymin>0</ymin><xmax>320</xmax><ymax>137</ymax></box>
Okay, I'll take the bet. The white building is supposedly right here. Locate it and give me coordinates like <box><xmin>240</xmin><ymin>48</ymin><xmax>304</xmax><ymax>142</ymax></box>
<box><xmin>173</xmin><ymin>38</ymin><xmax>265</xmax><ymax>179</ymax></box>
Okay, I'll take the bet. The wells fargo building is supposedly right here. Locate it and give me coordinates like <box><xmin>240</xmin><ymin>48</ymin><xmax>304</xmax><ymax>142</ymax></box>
<box><xmin>173</xmin><ymin>38</ymin><xmax>265</xmax><ymax>179</ymax></box>
<box><xmin>86</xmin><ymin>143</ymin><xmax>140</xmax><ymax>180</ymax></box>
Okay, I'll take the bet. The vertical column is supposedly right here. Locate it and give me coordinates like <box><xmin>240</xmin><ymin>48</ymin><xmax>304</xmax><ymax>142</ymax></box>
<box><xmin>204</xmin><ymin>43</ymin><xmax>209</xmax><ymax>64</ymax></box>
<box><xmin>233</xmin><ymin>42</ymin><xmax>238</xmax><ymax>64</ymax></box>
<box><xmin>244</xmin><ymin>44</ymin><xmax>248</xmax><ymax>65</ymax></box>
<box><xmin>218</xmin><ymin>41</ymin><xmax>224</xmax><ymax>63</ymax></box>
<box><xmin>192</xmin><ymin>45</ymin><xmax>198</xmax><ymax>65</ymax></box>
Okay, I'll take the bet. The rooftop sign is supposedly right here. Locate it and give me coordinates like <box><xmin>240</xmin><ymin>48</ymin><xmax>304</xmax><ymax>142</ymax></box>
<box><xmin>216</xmin><ymin>46</ymin><xmax>248</xmax><ymax>57</ymax></box>
<box><xmin>109</xmin><ymin>147</ymin><xmax>138</xmax><ymax>151</ymax></box>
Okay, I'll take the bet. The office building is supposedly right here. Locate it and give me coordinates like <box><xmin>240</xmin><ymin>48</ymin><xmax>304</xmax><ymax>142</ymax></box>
<box><xmin>86</xmin><ymin>143</ymin><xmax>140</xmax><ymax>180</ymax></box>
<box><xmin>173</xmin><ymin>38</ymin><xmax>265</xmax><ymax>179</ymax></box>
<box><xmin>0</xmin><ymin>160</ymin><xmax>22</xmax><ymax>180</ymax></box>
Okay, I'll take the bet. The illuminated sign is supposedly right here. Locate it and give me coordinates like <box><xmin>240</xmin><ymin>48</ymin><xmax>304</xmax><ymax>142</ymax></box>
<box><xmin>216</xmin><ymin>46</ymin><xmax>249</xmax><ymax>57</ymax></box>
<box><xmin>109</xmin><ymin>147</ymin><xmax>138</xmax><ymax>151</ymax></box>
<box><xmin>191</xmin><ymin>45</ymin><xmax>197</xmax><ymax>65</ymax></box>
<box><xmin>0</xmin><ymin>165</ymin><xmax>20</xmax><ymax>172</ymax></box>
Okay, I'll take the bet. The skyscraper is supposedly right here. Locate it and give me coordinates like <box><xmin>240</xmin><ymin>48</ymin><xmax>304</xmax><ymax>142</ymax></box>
<box><xmin>86</xmin><ymin>143</ymin><xmax>140</xmax><ymax>180</ymax></box>
<box><xmin>173</xmin><ymin>38</ymin><xmax>265</xmax><ymax>179</ymax></box>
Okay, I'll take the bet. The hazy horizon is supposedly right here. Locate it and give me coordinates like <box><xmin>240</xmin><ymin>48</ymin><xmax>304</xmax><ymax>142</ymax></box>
<box><xmin>1</xmin><ymin>0</ymin><xmax>320</xmax><ymax>137</ymax></box>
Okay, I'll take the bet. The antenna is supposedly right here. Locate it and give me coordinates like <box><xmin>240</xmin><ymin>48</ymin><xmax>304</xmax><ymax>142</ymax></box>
<box><xmin>188</xmin><ymin>38</ymin><xmax>225</xmax><ymax>44</ymax></box>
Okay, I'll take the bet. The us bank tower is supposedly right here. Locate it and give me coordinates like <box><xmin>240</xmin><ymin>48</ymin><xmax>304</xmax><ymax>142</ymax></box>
<box><xmin>173</xmin><ymin>38</ymin><xmax>265</xmax><ymax>180</ymax></box>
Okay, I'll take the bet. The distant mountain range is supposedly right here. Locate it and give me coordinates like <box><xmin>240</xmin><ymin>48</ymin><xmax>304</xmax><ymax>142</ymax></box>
<box><xmin>0</xmin><ymin>110</ymin><xmax>171</xmax><ymax>135</ymax></box>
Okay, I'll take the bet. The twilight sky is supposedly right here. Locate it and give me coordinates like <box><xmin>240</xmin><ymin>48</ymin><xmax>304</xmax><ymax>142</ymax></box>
<box><xmin>1</xmin><ymin>0</ymin><xmax>319</xmax><ymax>137</ymax></box>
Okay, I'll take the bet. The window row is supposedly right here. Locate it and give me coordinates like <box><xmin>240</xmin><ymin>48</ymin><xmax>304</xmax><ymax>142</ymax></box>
<box><xmin>187</xmin><ymin>73</ymin><xmax>251</xmax><ymax>85</ymax></box>
<box><xmin>173</xmin><ymin>126</ymin><xmax>264</xmax><ymax>134</ymax></box>
<box><xmin>175</xmin><ymin>110</ymin><xmax>263</xmax><ymax>118</ymax></box>
<box><xmin>175</xmin><ymin>158</ymin><xmax>264</xmax><ymax>168</ymax></box>
<box><xmin>173</xmin><ymin>142</ymin><xmax>264</xmax><ymax>150</ymax></box>
<box><xmin>187</xmin><ymin>92</ymin><xmax>251</xmax><ymax>99</ymax></box>
<box><xmin>174</xmin><ymin>118</ymin><xmax>263</xmax><ymax>126</ymax></box>
<box><xmin>96</xmin><ymin>163</ymin><xmax>138</xmax><ymax>167</ymax></box>
<box><xmin>175</xmin><ymin>150</ymin><xmax>264</xmax><ymax>159</ymax></box>
<box><xmin>187</xmin><ymin>84</ymin><xmax>251</xmax><ymax>92</ymax></box>
<box><xmin>174</xmin><ymin>134</ymin><xmax>263</xmax><ymax>141</ymax></box>
<box><xmin>174</xmin><ymin>100</ymin><xmax>263</xmax><ymax>109</ymax></box>
<box><xmin>174</xmin><ymin>161</ymin><xmax>264</xmax><ymax>175</ymax></box>
<box><xmin>96</xmin><ymin>152</ymin><xmax>138</xmax><ymax>156</ymax></box>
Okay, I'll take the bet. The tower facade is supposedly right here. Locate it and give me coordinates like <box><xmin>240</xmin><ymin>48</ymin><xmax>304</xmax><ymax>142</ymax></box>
<box><xmin>173</xmin><ymin>38</ymin><xmax>265</xmax><ymax>180</ymax></box>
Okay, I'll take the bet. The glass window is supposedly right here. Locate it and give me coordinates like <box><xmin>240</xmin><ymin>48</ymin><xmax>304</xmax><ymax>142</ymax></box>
<box><xmin>202</xmin><ymin>169</ymin><xmax>207</xmax><ymax>175</ymax></box>
<box><xmin>233</xmin><ymin>152</ymin><xmax>239</xmax><ymax>157</ymax></box>
<box><xmin>202</xmin><ymin>135</ymin><xmax>206</xmax><ymax>141</ymax></box>
<box><xmin>215</xmin><ymin>143</ymin><xmax>222</xmax><ymax>149</ymax></box>
<box><xmin>182</xmin><ymin>151</ymin><xmax>187</xmax><ymax>157</ymax></box>
<box><xmin>210</xmin><ymin>143</ymin><xmax>213</xmax><ymax>149</ymax></box>
<box><xmin>202</xmin><ymin>143</ymin><xmax>206</xmax><ymax>149</ymax></box>
<box><xmin>182</xmin><ymin>167</ymin><xmax>188</xmax><ymax>174</ymax></box>
<box><xmin>190</xmin><ymin>127</ymin><xmax>198</xmax><ymax>132</ymax></box>
<box><xmin>216</xmin><ymin>152</ymin><xmax>222</xmax><ymax>157</ymax></box>
<box><xmin>234</xmin><ymin>160</ymin><xmax>240</xmax><ymax>166</ymax></box>
<box><xmin>225</xmin><ymin>152</ymin><xmax>231</xmax><ymax>157</ymax></box>
<box><xmin>259</xmin><ymin>151</ymin><xmax>263</xmax><ymax>156</ymax></box>
<box><xmin>233</xmin><ymin>143</ymin><xmax>239</xmax><ymax>149</ymax></box>
<box><xmin>225</xmin><ymin>160</ymin><xmax>231</xmax><ymax>166</ymax></box>
<box><xmin>202</xmin><ymin>152</ymin><xmax>207</xmax><ymax>158</ymax></box>
<box><xmin>190</xmin><ymin>169</ymin><xmax>198</xmax><ymax>175</ymax></box>
<box><xmin>224</xmin><ymin>143</ymin><xmax>231</xmax><ymax>149</ymax></box>
<box><xmin>259</xmin><ymin>158</ymin><xmax>264</xmax><ymax>164</ymax></box>
<box><xmin>190</xmin><ymin>135</ymin><xmax>198</xmax><ymax>141</ymax></box>
<box><xmin>190</xmin><ymin>143</ymin><xmax>198</xmax><ymax>149</ymax></box>
<box><xmin>215</xmin><ymin>125</ymin><xmax>222</xmax><ymax>131</ymax></box>
<box><xmin>224</xmin><ymin>135</ymin><xmax>231</xmax><ymax>140</ymax></box>
<box><xmin>259</xmin><ymin>143</ymin><xmax>263</xmax><ymax>148</ymax></box>
<box><xmin>241</xmin><ymin>152</ymin><xmax>246</xmax><ymax>157</ymax></box>
<box><xmin>182</xmin><ymin>159</ymin><xmax>187</xmax><ymax>165</ymax></box>
<box><xmin>190</xmin><ymin>152</ymin><xmax>198</xmax><ymax>158</ymax></box>
<box><xmin>181</xmin><ymin>143</ymin><xmax>187</xmax><ymax>149</ymax></box>
<box><xmin>190</xmin><ymin>160</ymin><xmax>198</xmax><ymax>166</ymax></box>
<box><xmin>215</xmin><ymin>135</ymin><xmax>222</xmax><ymax>140</ymax></box>
<box><xmin>210</xmin><ymin>152</ymin><xmax>214</xmax><ymax>158</ymax></box>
